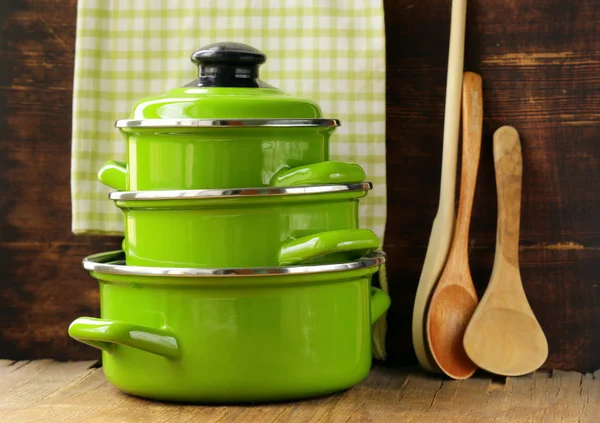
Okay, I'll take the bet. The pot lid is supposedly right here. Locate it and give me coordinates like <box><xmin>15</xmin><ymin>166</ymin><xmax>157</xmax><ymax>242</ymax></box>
<box><xmin>108</xmin><ymin>182</ymin><xmax>372</xmax><ymax>201</ymax></box>
<box><xmin>83</xmin><ymin>250</ymin><xmax>386</xmax><ymax>278</ymax></box>
<box><xmin>115</xmin><ymin>42</ymin><xmax>337</xmax><ymax>127</ymax></box>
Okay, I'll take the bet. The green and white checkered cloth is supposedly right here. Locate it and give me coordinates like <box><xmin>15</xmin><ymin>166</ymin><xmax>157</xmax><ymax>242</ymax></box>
<box><xmin>71</xmin><ymin>0</ymin><xmax>387</xmax><ymax>239</ymax></box>
<box><xmin>71</xmin><ymin>0</ymin><xmax>388</xmax><ymax>358</ymax></box>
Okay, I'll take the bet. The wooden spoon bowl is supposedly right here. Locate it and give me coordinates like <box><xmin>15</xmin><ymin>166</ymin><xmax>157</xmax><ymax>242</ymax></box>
<box><xmin>463</xmin><ymin>125</ymin><xmax>548</xmax><ymax>376</ymax></box>
<box><xmin>428</xmin><ymin>284</ymin><xmax>479</xmax><ymax>378</ymax></box>
<box><xmin>426</xmin><ymin>71</ymin><xmax>483</xmax><ymax>380</ymax></box>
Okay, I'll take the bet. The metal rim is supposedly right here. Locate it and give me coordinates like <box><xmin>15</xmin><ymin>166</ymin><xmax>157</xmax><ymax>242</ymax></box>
<box><xmin>83</xmin><ymin>250</ymin><xmax>386</xmax><ymax>277</ymax></box>
<box><xmin>114</xmin><ymin>118</ymin><xmax>340</xmax><ymax>129</ymax></box>
<box><xmin>109</xmin><ymin>182</ymin><xmax>372</xmax><ymax>201</ymax></box>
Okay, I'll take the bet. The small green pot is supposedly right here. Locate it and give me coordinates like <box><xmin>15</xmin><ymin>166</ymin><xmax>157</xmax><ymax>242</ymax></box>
<box><xmin>102</xmin><ymin>42</ymin><xmax>347</xmax><ymax>191</ymax></box>
<box><xmin>111</xmin><ymin>183</ymin><xmax>380</xmax><ymax>268</ymax></box>
<box><xmin>68</xmin><ymin>251</ymin><xmax>390</xmax><ymax>403</ymax></box>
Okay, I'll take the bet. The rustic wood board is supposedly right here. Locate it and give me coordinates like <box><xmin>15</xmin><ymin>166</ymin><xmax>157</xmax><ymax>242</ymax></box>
<box><xmin>382</xmin><ymin>0</ymin><xmax>600</xmax><ymax>372</ymax></box>
<box><xmin>0</xmin><ymin>0</ymin><xmax>598</xmax><ymax>371</ymax></box>
<box><xmin>0</xmin><ymin>361</ymin><xmax>598</xmax><ymax>423</ymax></box>
<box><xmin>0</xmin><ymin>0</ymin><xmax>124</xmax><ymax>363</ymax></box>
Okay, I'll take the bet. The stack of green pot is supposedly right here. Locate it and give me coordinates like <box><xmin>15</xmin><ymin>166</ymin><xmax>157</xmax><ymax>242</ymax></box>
<box><xmin>68</xmin><ymin>42</ymin><xmax>390</xmax><ymax>404</ymax></box>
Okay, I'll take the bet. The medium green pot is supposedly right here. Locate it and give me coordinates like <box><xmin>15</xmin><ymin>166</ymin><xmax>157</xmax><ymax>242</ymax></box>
<box><xmin>101</xmin><ymin>42</ymin><xmax>346</xmax><ymax>191</ymax></box>
<box><xmin>68</xmin><ymin>251</ymin><xmax>390</xmax><ymax>403</ymax></box>
<box><xmin>111</xmin><ymin>183</ymin><xmax>380</xmax><ymax>268</ymax></box>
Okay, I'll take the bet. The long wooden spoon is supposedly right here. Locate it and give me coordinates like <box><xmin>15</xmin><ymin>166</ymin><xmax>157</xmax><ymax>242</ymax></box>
<box><xmin>426</xmin><ymin>71</ymin><xmax>482</xmax><ymax>380</ymax></box>
<box><xmin>412</xmin><ymin>0</ymin><xmax>468</xmax><ymax>373</ymax></box>
<box><xmin>463</xmin><ymin>126</ymin><xmax>548</xmax><ymax>376</ymax></box>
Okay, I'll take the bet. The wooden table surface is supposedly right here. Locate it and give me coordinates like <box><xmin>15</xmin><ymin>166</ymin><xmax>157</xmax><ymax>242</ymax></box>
<box><xmin>1</xmin><ymin>360</ymin><xmax>598</xmax><ymax>423</ymax></box>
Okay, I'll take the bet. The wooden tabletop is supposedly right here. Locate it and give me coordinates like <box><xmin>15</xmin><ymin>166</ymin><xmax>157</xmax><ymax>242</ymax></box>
<box><xmin>1</xmin><ymin>360</ymin><xmax>597</xmax><ymax>423</ymax></box>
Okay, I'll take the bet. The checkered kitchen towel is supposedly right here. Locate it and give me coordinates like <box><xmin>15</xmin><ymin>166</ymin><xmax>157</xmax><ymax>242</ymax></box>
<box><xmin>71</xmin><ymin>0</ymin><xmax>388</xmax><ymax>356</ymax></box>
<box><xmin>71</xmin><ymin>0</ymin><xmax>387</xmax><ymax>237</ymax></box>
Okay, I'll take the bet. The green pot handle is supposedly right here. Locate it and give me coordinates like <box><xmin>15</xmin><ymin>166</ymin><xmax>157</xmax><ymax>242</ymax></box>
<box><xmin>270</xmin><ymin>161</ymin><xmax>366</xmax><ymax>187</ymax></box>
<box><xmin>68</xmin><ymin>317</ymin><xmax>179</xmax><ymax>358</ymax></box>
<box><xmin>370</xmin><ymin>287</ymin><xmax>391</xmax><ymax>324</ymax></box>
<box><xmin>97</xmin><ymin>160</ymin><xmax>127</xmax><ymax>191</ymax></box>
<box><xmin>278</xmin><ymin>229</ymin><xmax>381</xmax><ymax>266</ymax></box>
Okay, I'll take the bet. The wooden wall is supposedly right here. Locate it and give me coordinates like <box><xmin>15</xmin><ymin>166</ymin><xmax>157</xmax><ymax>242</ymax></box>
<box><xmin>1</xmin><ymin>0</ymin><xmax>598</xmax><ymax>372</ymax></box>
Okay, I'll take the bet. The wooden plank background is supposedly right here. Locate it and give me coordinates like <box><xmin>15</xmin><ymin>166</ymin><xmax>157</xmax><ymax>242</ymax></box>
<box><xmin>0</xmin><ymin>0</ymin><xmax>598</xmax><ymax>372</ymax></box>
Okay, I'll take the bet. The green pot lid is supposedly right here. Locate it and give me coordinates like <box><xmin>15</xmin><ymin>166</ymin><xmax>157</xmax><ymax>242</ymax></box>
<box><xmin>116</xmin><ymin>42</ymin><xmax>338</xmax><ymax>126</ymax></box>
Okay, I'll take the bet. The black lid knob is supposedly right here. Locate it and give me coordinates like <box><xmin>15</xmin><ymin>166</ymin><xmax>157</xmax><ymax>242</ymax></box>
<box><xmin>186</xmin><ymin>42</ymin><xmax>270</xmax><ymax>88</ymax></box>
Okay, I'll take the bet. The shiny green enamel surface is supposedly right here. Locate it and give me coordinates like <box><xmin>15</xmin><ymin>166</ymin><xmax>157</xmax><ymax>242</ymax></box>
<box><xmin>98</xmin><ymin>149</ymin><xmax>367</xmax><ymax>192</ymax></box>
<box><xmin>116</xmin><ymin>190</ymin><xmax>379</xmax><ymax>268</ymax></box>
<box><xmin>128</xmin><ymin>87</ymin><xmax>323</xmax><ymax>120</ymax></box>
<box><xmin>97</xmin><ymin>160</ymin><xmax>127</xmax><ymax>191</ymax></box>
<box><xmin>116</xmin><ymin>127</ymin><xmax>335</xmax><ymax>190</ymax></box>
<box><xmin>269</xmin><ymin>161</ymin><xmax>366</xmax><ymax>187</ymax></box>
<box><xmin>109</xmin><ymin>86</ymin><xmax>334</xmax><ymax>190</ymax></box>
<box><xmin>68</xmin><ymin>265</ymin><xmax>390</xmax><ymax>403</ymax></box>
<box><xmin>278</xmin><ymin>229</ymin><xmax>381</xmax><ymax>266</ymax></box>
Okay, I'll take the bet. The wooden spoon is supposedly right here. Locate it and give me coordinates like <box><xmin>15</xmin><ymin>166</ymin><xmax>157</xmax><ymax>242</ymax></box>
<box><xmin>426</xmin><ymin>71</ymin><xmax>483</xmax><ymax>380</ymax></box>
<box><xmin>412</xmin><ymin>0</ymin><xmax>468</xmax><ymax>373</ymax></box>
<box><xmin>463</xmin><ymin>126</ymin><xmax>549</xmax><ymax>376</ymax></box>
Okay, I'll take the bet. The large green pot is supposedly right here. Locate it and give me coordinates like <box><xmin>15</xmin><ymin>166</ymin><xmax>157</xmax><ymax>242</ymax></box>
<box><xmin>111</xmin><ymin>183</ymin><xmax>380</xmax><ymax>268</ymax></box>
<box><xmin>100</xmin><ymin>42</ymin><xmax>345</xmax><ymax>191</ymax></box>
<box><xmin>68</xmin><ymin>251</ymin><xmax>390</xmax><ymax>403</ymax></box>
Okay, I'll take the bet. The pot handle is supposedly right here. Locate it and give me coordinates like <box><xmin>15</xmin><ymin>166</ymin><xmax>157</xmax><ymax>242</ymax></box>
<box><xmin>97</xmin><ymin>160</ymin><xmax>127</xmax><ymax>191</ymax></box>
<box><xmin>270</xmin><ymin>161</ymin><xmax>366</xmax><ymax>187</ymax></box>
<box><xmin>278</xmin><ymin>229</ymin><xmax>381</xmax><ymax>266</ymax></box>
<box><xmin>370</xmin><ymin>287</ymin><xmax>391</xmax><ymax>324</ymax></box>
<box><xmin>68</xmin><ymin>317</ymin><xmax>179</xmax><ymax>358</ymax></box>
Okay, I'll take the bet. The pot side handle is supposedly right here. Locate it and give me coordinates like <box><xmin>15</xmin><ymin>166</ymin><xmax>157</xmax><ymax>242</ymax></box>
<box><xmin>68</xmin><ymin>317</ymin><xmax>179</xmax><ymax>358</ymax></box>
<box><xmin>97</xmin><ymin>160</ymin><xmax>127</xmax><ymax>191</ymax></box>
<box><xmin>370</xmin><ymin>287</ymin><xmax>391</xmax><ymax>324</ymax></box>
<box><xmin>278</xmin><ymin>229</ymin><xmax>381</xmax><ymax>266</ymax></box>
<box><xmin>269</xmin><ymin>161</ymin><xmax>366</xmax><ymax>187</ymax></box>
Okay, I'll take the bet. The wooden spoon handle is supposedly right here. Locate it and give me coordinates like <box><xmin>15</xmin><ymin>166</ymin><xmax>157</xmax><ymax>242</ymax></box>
<box><xmin>449</xmin><ymin>72</ymin><xmax>483</xmax><ymax>257</ymax></box>
<box><xmin>493</xmin><ymin>126</ymin><xmax>523</xmax><ymax>267</ymax></box>
<box><xmin>438</xmin><ymin>0</ymin><xmax>468</xmax><ymax>210</ymax></box>
<box><xmin>411</xmin><ymin>0</ymin><xmax>468</xmax><ymax>374</ymax></box>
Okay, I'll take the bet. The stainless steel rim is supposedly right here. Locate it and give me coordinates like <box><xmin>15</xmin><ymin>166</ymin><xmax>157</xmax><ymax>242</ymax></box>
<box><xmin>115</xmin><ymin>118</ymin><xmax>340</xmax><ymax>129</ymax></box>
<box><xmin>109</xmin><ymin>182</ymin><xmax>372</xmax><ymax>201</ymax></box>
<box><xmin>83</xmin><ymin>250</ymin><xmax>386</xmax><ymax>277</ymax></box>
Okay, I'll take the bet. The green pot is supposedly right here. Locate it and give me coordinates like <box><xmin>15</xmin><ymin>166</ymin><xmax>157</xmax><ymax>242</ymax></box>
<box><xmin>98</xmin><ymin>159</ymin><xmax>367</xmax><ymax>192</ymax></box>
<box><xmin>68</xmin><ymin>251</ymin><xmax>390</xmax><ymax>403</ymax></box>
<box><xmin>111</xmin><ymin>183</ymin><xmax>380</xmax><ymax>268</ymax></box>
<box><xmin>101</xmin><ymin>42</ymin><xmax>346</xmax><ymax>191</ymax></box>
